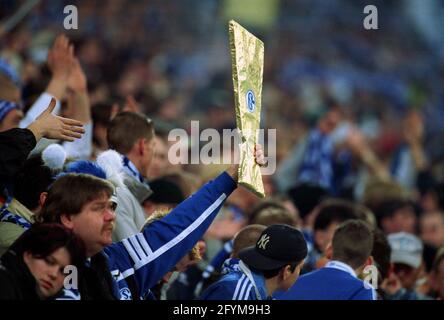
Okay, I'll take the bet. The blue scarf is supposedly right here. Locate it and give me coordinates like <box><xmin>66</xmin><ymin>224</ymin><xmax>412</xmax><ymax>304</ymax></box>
<box><xmin>297</xmin><ymin>129</ymin><xmax>334</xmax><ymax>191</ymax></box>
<box><xmin>0</xmin><ymin>196</ymin><xmax>32</xmax><ymax>230</ymax></box>
<box><xmin>122</xmin><ymin>156</ymin><xmax>145</xmax><ymax>183</ymax></box>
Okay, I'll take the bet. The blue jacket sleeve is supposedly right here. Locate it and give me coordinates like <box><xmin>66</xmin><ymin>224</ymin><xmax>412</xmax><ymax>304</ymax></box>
<box><xmin>104</xmin><ymin>172</ymin><xmax>237</xmax><ymax>297</ymax></box>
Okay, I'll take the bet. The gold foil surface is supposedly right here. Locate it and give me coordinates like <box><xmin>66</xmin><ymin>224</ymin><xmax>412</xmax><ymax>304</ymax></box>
<box><xmin>229</xmin><ymin>20</ymin><xmax>265</xmax><ymax>198</ymax></box>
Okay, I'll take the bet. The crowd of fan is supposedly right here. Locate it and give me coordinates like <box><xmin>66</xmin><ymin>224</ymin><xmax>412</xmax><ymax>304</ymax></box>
<box><xmin>0</xmin><ymin>0</ymin><xmax>444</xmax><ymax>300</ymax></box>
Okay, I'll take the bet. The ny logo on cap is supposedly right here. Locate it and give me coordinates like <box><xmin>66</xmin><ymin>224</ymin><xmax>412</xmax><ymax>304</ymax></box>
<box><xmin>257</xmin><ymin>234</ymin><xmax>270</xmax><ymax>250</ymax></box>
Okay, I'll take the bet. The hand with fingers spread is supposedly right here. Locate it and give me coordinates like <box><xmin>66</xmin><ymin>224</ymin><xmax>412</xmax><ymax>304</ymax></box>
<box><xmin>27</xmin><ymin>98</ymin><xmax>85</xmax><ymax>142</ymax></box>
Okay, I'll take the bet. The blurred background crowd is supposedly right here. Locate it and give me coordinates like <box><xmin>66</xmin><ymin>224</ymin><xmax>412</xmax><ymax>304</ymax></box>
<box><xmin>1</xmin><ymin>0</ymin><xmax>444</xmax><ymax>300</ymax></box>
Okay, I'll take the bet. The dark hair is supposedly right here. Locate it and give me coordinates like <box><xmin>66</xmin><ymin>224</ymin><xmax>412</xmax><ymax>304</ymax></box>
<box><xmin>287</xmin><ymin>183</ymin><xmax>328</xmax><ymax>219</ymax></box>
<box><xmin>432</xmin><ymin>247</ymin><xmax>444</xmax><ymax>274</ymax></box>
<box><xmin>9</xmin><ymin>223</ymin><xmax>86</xmax><ymax>268</ymax></box>
<box><xmin>91</xmin><ymin>102</ymin><xmax>113</xmax><ymax>127</ymax></box>
<box><xmin>232</xmin><ymin>224</ymin><xmax>266</xmax><ymax>258</ymax></box>
<box><xmin>371</xmin><ymin>228</ymin><xmax>391</xmax><ymax>283</ymax></box>
<box><xmin>260</xmin><ymin>262</ymin><xmax>298</xmax><ymax>279</ymax></box>
<box><xmin>13</xmin><ymin>155</ymin><xmax>56</xmax><ymax>211</ymax></box>
<box><xmin>372</xmin><ymin>199</ymin><xmax>411</xmax><ymax>228</ymax></box>
<box><xmin>37</xmin><ymin>173</ymin><xmax>114</xmax><ymax>224</ymax></box>
<box><xmin>148</xmin><ymin>178</ymin><xmax>185</xmax><ymax>205</ymax></box>
<box><xmin>314</xmin><ymin>199</ymin><xmax>359</xmax><ymax>231</ymax></box>
<box><xmin>431</xmin><ymin>183</ymin><xmax>444</xmax><ymax>211</ymax></box>
<box><xmin>107</xmin><ymin>112</ymin><xmax>154</xmax><ymax>154</ymax></box>
<box><xmin>332</xmin><ymin>220</ymin><xmax>374</xmax><ymax>269</ymax></box>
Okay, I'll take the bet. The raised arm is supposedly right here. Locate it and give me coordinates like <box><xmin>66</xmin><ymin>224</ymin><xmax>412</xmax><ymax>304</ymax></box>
<box><xmin>104</xmin><ymin>145</ymin><xmax>265</xmax><ymax>299</ymax></box>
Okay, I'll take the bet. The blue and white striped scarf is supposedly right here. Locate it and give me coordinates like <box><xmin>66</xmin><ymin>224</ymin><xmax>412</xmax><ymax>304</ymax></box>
<box><xmin>297</xmin><ymin>129</ymin><xmax>334</xmax><ymax>191</ymax></box>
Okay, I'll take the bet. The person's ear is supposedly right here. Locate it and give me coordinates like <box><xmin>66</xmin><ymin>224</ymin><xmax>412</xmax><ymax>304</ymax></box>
<box><xmin>39</xmin><ymin>192</ymin><xmax>48</xmax><ymax>208</ymax></box>
<box><xmin>281</xmin><ymin>264</ymin><xmax>294</xmax><ymax>281</ymax></box>
<box><xmin>60</xmin><ymin>213</ymin><xmax>74</xmax><ymax>229</ymax></box>
<box><xmin>23</xmin><ymin>251</ymin><xmax>32</xmax><ymax>265</ymax></box>
<box><xmin>138</xmin><ymin>138</ymin><xmax>146</xmax><ymax>156</ymax></box>
<box><xmin>325</xmin><ymin>242</ymin><xmax>333</xmax><ymax>260</ymax></box>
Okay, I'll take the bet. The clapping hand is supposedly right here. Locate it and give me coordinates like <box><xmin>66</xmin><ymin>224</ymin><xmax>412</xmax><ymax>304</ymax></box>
<box><xmin>27</xmin><ymin>98</ymin><xmax>85</xmax><ymax>142</ymax></box>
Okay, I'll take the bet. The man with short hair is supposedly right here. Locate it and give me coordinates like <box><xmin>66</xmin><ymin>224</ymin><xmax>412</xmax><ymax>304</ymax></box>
<box><xmin>200</xmin><ymin>224</ymin><xmax>307</xmax><ymax>300</ymax></box>
<box><xmin>194</xmin><ymin>224</ymin><xmax>267</xmax><ymax>298</ymax></box>
<box><xmin>107</xmin><ymin>111</ymin><xmax>156</xmax><ymax>240</ymax></box>
<box><xmin>278</xmin><ymin>220</ymin><xmax>376</xmax><ymax>300</ymax></box>
<box><xmin>304</xmin><ymin>199</ymin><xmax>361</xmax><ymax>271</ymax></box>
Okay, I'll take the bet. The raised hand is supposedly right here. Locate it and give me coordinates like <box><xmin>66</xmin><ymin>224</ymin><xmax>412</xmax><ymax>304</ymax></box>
<box><xmin>108</xmin><ymin>96</ymin><xmax>142</xmax><ymax>121</ymax></box>
<box><xmin>123</xmin><ymin>95</ymin><xmax>142</xmax><ymax>113</ymax></box>
<box><xmin>46</xmin><ymin>35</ymin><xmax>75</xmax><ymax>100</ymax></box>
<box><xmin>27</xmin><ymin>98</ymin><xmax>85</xmax><ymax>142</ymax></box>
<box><xmin>67</xmin><ymin>57</ymin><xmax>87</xmax><ymax>93</ymax></box>
<box><xmin>47</xmin><ymin>34</ymin><xmax>75</xmax><ymax>81</ymax></box>
<box><xmin>345</xmin><ymin>127</ymin><xmax>368</xmax><ymax>156</ymax></box>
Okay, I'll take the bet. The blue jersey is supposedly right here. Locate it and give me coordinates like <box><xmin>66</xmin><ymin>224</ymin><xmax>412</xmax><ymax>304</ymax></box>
<box><xmin>200</xmin><ymin>259</ymin><xmax>268</xmax><ymax>300</ymax></box>
<box><xmin>275</xmin><ymin>261</ymin><xmax>376</xmax><ymax>300</ymax></box>
<box><xmin>60</xmin><ymin>172</ymin><xmax>237</xmax><ymax>300</ymax></box>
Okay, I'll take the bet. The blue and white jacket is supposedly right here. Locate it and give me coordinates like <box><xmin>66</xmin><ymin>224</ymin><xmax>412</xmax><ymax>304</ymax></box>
<box><xmin>199</xmin><ymin>259</ymin><xmax>268</xmax><ymax>300</ymax></box>
<box><xmin>59</xmin><ymin>172</ymin><xmax>237</xmax><ymax>300</ymax></box>
<box><xmin>275</xmin><ymin>260</ymin><xmax>377</xmax><ymax>300</ymax></box>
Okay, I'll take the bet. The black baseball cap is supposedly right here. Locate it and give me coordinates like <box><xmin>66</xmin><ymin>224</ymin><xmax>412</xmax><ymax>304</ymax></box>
<box><xmin>148</xmin><ymin>178</ymin><xmax>185</xmax><ymax>205</ymax></box>
<box><xmin>238</xmin><ymin>224</ymin><xmax>308</xmax><ymax>271</ymax></box>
